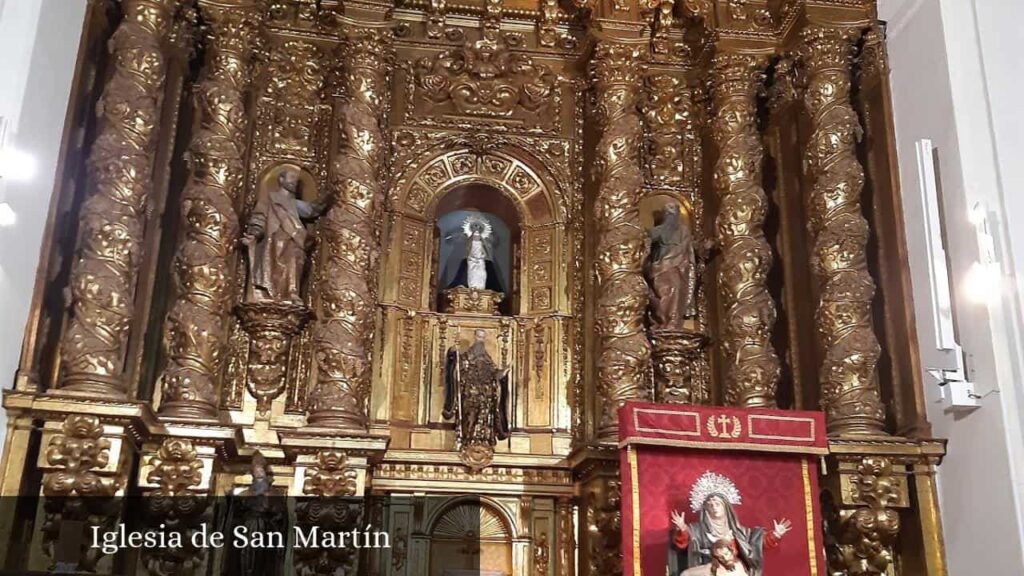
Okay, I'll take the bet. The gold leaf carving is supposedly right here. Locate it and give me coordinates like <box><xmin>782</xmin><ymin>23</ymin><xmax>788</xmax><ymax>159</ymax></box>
<box><xmin>309</xmin><ymin>27</ymin><xmax>393</xmax><ymax>429</ymax></box>
<box><xmin>414</xmin><ymin>37</ymin><xmax>557</xmax><ymax>123</ymax></box>
<box><xmin>801</xmin><ymin>26</ymin><xmax>886</xmax><ymax>436</ymax></box>
<box><xmin>303</xmin><ymin>450</ymin><xmax>358</xmax><ymax>497</ymax></box>
<box><xmin>710</xmin><ymin>53</ymin><xmax>780</xmax><ymax>408</ymax></box>
<box><xmin>590</xmin><ymin>41</ymin><xmax>652</xmax><ymax>438</ymax></box>
<box><xmin>58</xmin><ymin>0</ymin><xmax>179</xmax><ymax>396</ymax></box>
<box><xmin>160</xmin><ymin>0</ymin><xmax>262</xmax><ymax>419</ymax></box>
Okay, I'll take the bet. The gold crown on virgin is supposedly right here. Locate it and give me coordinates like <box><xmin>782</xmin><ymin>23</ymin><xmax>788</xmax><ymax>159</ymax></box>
<box><xmin>689</xmin><ymin>471</ymin><xmax>742</xmax><ymax>513</ymax></box>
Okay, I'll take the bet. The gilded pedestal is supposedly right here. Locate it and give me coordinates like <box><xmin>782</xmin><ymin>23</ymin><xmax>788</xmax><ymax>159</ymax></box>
<box><xmin>237</xmin><ymin>301</ymin><xmax>312</xmax><ymax>415</ymax></box>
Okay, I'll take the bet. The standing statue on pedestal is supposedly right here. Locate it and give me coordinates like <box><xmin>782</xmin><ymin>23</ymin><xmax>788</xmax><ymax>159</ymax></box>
<box><xmin>242</xmin><ymin>168</ymin><xmax>328</xmax><ymax>303</ymax></box>
<box><xmin>221</xmin><ymin>452</ymin><xmax>287</xmax><ymax>576</ymax></box>
<box><xmin>644</xmin><ymin>201</ymin><xmax>701</xmax><ymax>330</ymax></box>
<box><xmin>443</xmin><ymin>329</ymin><xmax>511</xmax><ymax>470</ymax></box>
<box><xmin>444</xmin><ymin>214</ymin><xmax>504</xmax><ymax>293</ymax></box>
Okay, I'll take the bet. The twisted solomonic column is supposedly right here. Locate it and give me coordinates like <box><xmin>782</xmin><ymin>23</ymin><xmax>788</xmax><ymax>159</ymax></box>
<box><xmin>57</xmin><ymin>0</ymin><xmax>180</xmax><ymax>396</ymax></box>
<box><xmin>590</xmin><ymin>41</ymin><xmax>651</xmax><ymax>439</ymax></box>
<box><xmin>308</xmin><ymin>27</ymin><xmax>393</xmax><ymax>429</ymax></box>
<box><xmin>801</xmin><ymin>26</ymin><xmax>886</xmax><ymax>435</ymax></box>
<box><xmin>158</xmin><ymin>0</ymin><xmax>261</xmax><ymax>419</ymax></box>
<box><xmin>710</xmin><ymin>53</ymin><xmax>780</xmax><ymax>408</ymax></box>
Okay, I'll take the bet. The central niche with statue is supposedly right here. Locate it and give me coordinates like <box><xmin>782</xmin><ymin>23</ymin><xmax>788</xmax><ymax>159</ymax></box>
<box><xmin>435</xmin><ymin>183</ymin><xmax>518</xmax><ymax>316</ymax></box>
<box><xmin>377</xmin><ymin>144</ymin><xmax>574</xmax><ymax>466</ymax></box>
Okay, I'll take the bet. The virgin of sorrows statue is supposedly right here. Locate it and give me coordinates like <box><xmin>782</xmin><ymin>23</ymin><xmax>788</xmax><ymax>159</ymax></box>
<box><xmin>644</xmin><ymin>201</ymin><xmax>698</xmax><ymax>331</ymax></box>
<box><xmin>443</xmin><ymin>214</ymin><xmax>504</xmax><ymax>293</ymax></box>
<box><xmin>242</xmin><ymin>168</ymin><xmax>328</xmax><ymax>303</ymax></box>
<box><xmin>443</xmin><ymin>329</ymin><xmax>511</xmax><ymax>468</ymax></box>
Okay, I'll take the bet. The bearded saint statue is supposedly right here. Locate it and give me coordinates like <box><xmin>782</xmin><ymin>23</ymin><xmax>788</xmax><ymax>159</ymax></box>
<box><xmin>644</xmin><ymin>201</ymin><xmax>701</xmax><ymax>331</ymax></box>
<box><xmin>443</xmin><ymin>329</ymin><xmax>511</xmax><ymax>468</ymax></box>
<box><xmin>242</xmin><ymin>168</ymin><xmax>328</xmax><ymax>303</ymax></box>
<box><xmin>669</xmin><ymin>472</ymin><xmax>793</xmax><ymax>576</ymax></box>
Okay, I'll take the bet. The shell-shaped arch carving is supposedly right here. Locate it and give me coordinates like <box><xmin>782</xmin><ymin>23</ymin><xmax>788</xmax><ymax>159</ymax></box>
<box><xmin>392</xmin><ymin>143</ymin><xmax>565</xmax><ymax>226</ymax></box>
<box><xmin>427</xmin><ymin>496</ymin><xmax>516</xmax><ymax>539</ymax></box>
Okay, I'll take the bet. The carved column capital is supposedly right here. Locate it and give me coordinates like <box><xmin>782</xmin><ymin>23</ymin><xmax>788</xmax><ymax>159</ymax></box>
<box><xmin>589</xmin><ymin>41</ymin><xmax>645</xmax><ymax>91</ymax></box>
<box><xmin>710</xmin><ymin>52</ymin><xmax>768</xmax><ymax>96</ymax></box>
<box><xmin>158</xmin><ymin>0</ymin><xmax>262</xmax><ymax>419</ymax></box>
<box><xmin>710</xmin><ymin>50</ymin><xmax>780</xmax><ymax>409</ymax></box>
<box><xmin>799</xmin><ymin>24</ymin><xmax>863</xmax><ymax>71</ymax></box>
<box><xmin>588</xmin><ymin>38</ymin><xmax>651</xmax><ymax>440</ymax></box>
<box><xmin>56</xmin><ymin>0</ymin><xmax>180</xmax><ymax>397</ymax></box>
<box><xmin>799</xmin><ymin>23</ymin><xmax>886</xmax><ymax>436</ymax></box>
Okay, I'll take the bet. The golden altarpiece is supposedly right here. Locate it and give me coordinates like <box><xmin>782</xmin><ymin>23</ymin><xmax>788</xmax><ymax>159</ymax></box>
<box><xmin>0</xmin><ymin>0</ymin><xmax>947</xmax><ymax>574</ymax></box>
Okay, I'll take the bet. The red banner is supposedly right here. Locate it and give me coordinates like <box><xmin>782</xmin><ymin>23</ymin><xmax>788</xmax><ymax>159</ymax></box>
<box><xmin>620</xmin><ymin>402</ymin><xmax>827</xmax><ymax>576</ymax></box>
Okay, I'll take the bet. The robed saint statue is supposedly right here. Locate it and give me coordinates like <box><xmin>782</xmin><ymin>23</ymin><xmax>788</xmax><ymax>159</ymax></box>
<box><xmin>443</xmin><ymin>329</ymin><xmax>511</xmax><ymax>470</ymax></box>
<box><xmin>644</xmin><ymin>201</ymin><xmax>701</xmax><ymax>331</ymax></box>
<box><xmin>242</xmin><ymin>168</ymin><xmax>328</xmax><ymax>303</ymax></box>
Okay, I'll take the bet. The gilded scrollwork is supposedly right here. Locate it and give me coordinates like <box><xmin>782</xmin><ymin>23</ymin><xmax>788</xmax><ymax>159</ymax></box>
<box><xmin>414</xmin><ymin>38</ymin><xmax>558</xmax><ymax>123</ymax></box>
<box><xmin>538</xmin><ymin>0</ymin><xmax>559</xmax><ymax>47</ymax></box>
<box><xmin>534</xmin><ymin>531</ymin><xmax>551</xmax><ymax>575</ymax></box>
<box><xmin>591</xmin><ymin>41</ymin><xmax>652</xmax><ymax>438</ymax></box>
<box><xmin>829</xmin><ymin>458</ymin><xmax>902</xmax><ymax>576</ymax></box>
<box><xmin>142</xmin><ymin>439</ymin><xmax>208</xmax><ymax>576</ymax></box>
<box><xmin>642</xmin><ymin>73</ymin><xmax>693</xmax><ymax>187</ymax></box>
<box><xmin>308</xmin><ymin>27</ymin><xmax>393</xmax><ymax>429</ymax></box>
<box><xmin>800</xmin><ymin>26</ymin><xmax>887</xmax><ymax>435</ymax></box>
<box><xmin>557</xmin><ymin>497</ymin><xmax>576</xmax><ymax>576</ymax></box>
<box><xmin>263</xmin><ymin>39</ymin><xmax>325</xmax><ymax>160</ymax></box>
<box><xmin>237</xmin><ymin>301</ymin><xmax>311</xmax><ymax>414</ymax></box>
<box><xmin>159</xmin><ymin>0</ymin><xmax>262</xmax><ymax>419</ymax></box>
<box><xmin>585</xmin><ymin>477</ymin><xmax>622</xmax><ymax>576</ymax></box>
<box><xmin>426</xmin><ymin>0</ymin><xmax>447</xmax><ymax>39</ymax></box>
<box><xmin>57</xmin><ymin>0</ymin><xmax>179</xmax><ymax>396</ymax></box>
<box><xmin>295</xmin><ymin>450</ymin><xmax>362</xmax><ymax>574</ymax></box>
<box><xmin>41</xmin><ymin>416</ymin><xmax>120</xmax><ymax>571</ymax></box>
<box><xmin>651</xmin><ymin>0</ymin><xmax>675</xmax><ymax>58</ymax></box>
<box><xmin>710</xmin><ymin>52</ymin><xmax>780</xmax><ymax>408</ymax></box>
<box><xmin>302</xmin><ymin>450</ymin><xmax>358</xmax><ymax>497</ymax></box>
<box><xmin>856</xmin><ymin>24</ymin><xmax>889</xmax><ymax>88</ymax></box>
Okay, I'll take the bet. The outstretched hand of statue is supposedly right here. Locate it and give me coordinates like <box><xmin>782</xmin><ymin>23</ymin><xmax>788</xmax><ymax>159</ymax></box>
<box><xmin>771</xmin><ymin>518</ymin><xmax>793</xmax><ymax>539</ymax></box>
<box><xmin>671</xmin><ymin>510</ymin><xmax>688</xmax><ymax>534</ymax></box>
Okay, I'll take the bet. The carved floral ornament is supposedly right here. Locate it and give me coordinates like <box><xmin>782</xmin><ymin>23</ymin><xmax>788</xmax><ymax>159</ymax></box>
<box><xmin>415</xmin><ymin>37</ymin><xmax>558</xmax><ymax>120</ymax></box>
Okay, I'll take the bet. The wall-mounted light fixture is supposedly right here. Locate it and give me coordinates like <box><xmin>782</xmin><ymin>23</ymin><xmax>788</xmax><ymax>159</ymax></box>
<box><xmin>916</xmin><ymin>139</ymin><xmax>980</xmax><ymax>413</ymax></box>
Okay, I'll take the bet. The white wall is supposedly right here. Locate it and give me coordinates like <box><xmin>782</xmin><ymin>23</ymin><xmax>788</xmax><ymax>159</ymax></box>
<box><xmin>0</xmin><ymin>0</ymin><xmax>88</xmax><ymax>428</ymax></box>
<box><xmin>882</xmin><ymin>0</ymin><xmax>1024</xmax><ymax>572</ymax></box>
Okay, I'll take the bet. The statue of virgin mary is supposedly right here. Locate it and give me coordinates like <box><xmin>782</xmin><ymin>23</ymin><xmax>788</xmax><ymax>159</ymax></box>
<box><xmin>668</xmin><ymin>472</ymin><xmax>793</xmax><ymax>576</ymax></box>
<box><xmin>442</xmin><ymin>214</ymin><xmax>505</xmax><ymax>293</ymax></box>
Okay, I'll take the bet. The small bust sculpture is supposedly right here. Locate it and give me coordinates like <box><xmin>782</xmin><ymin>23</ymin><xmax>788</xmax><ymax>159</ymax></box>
<box><xmin>242</xmin><ymin>168</ymin><xmax>328</xmax><ymax>303</ymax></box>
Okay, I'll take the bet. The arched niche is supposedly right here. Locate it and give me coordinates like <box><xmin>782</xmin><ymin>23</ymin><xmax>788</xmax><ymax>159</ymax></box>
<box><xmin>433</xmin><ymin>183</ymin><xmax>521</xmax><ymax>315</ymax></box>
<box><xmin>384</xmin><ymin>146</ymin><xmax>566</xmax><ymax>315</ymax></box>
